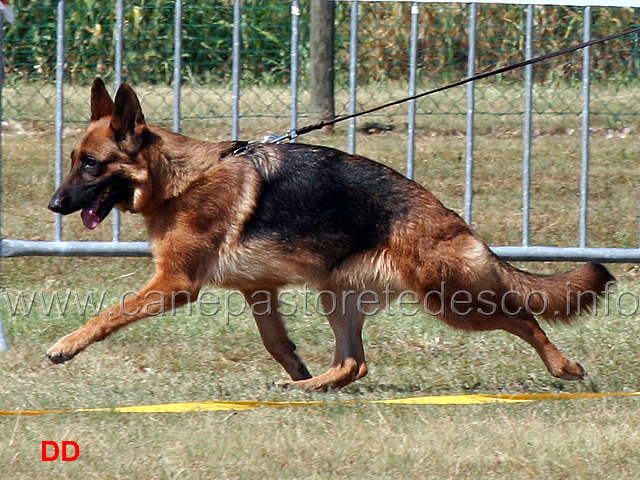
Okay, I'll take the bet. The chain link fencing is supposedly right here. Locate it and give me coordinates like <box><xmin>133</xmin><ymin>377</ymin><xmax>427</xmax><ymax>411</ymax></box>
<box><xmin>2</xmin><ymin>1</ymin><xmax>640</xmax><ymax>130</ymax></box>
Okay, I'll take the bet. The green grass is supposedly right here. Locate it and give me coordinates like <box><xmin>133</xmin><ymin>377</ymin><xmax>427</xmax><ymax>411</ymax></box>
<box><xmin>1</xmin><ymin>100</ymin><xmax>640</xmax><ymax>478</ymax></box>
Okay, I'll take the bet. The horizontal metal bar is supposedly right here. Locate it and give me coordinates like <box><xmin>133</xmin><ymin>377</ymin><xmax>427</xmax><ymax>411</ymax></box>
<box><xmin>2</xmin><ymin>240</ymin><xmax>640</xmax><ymax>263</ymax></box>
<box><xmin>490</xmin><ymin>246</ymin><xmax>640</xmax><ymax>263</ymax></box>
<box><xmin>1</xmin><ymin>240</ymin><xmax>151</xmax><ymax>257</ymax></box>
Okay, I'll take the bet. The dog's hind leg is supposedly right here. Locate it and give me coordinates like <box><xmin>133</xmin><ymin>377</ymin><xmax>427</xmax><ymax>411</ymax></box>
<box><xmin>497</xmin><ymin>314</ymin><xmax>586</xmax><ymax>380</ymax></box>
<box><xmin>244</xmin><ymin>289</ymin><xmax>312</xmax><ymax>381</ymax></box>
<box><xmin>438</xmin><ymin>308</ymin><xmax>585</xmax><ymax>381</ymax></box>
<box><xmin>279</xmin><ymin>288</ymin><xmax>368</xmax><ymax>391</ymax></box>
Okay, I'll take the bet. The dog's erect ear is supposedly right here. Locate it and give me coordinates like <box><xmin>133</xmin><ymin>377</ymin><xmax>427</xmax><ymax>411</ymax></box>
<box><xmin>110</xmin><ymin>83</ymin><xmax>146</xmax><ymax>142</ymax></box>
<box><xmin>90</xmin><ymin>78</ymin><xmax>115</xmax><ymax>121</ymax></box>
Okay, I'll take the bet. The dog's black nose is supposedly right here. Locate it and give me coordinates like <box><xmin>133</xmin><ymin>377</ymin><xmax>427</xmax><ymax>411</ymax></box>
<box><xmin>48</xmin><ymin>194</ymin><xmax>65</xmax><ymax>213</ymax></box>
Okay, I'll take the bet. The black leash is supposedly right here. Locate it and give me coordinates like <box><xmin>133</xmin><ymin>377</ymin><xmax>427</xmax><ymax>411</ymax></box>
<box><xmin>265</xmin><ymin>25</ymin><xmax>640</xmax><ymax>143</ymax></box>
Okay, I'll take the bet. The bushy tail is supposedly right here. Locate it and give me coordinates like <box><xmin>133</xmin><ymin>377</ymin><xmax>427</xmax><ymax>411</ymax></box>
<box><xmin>497</xmin><ymin>261</ymin><xmax>615</xmax><ymax>323</ymax></box>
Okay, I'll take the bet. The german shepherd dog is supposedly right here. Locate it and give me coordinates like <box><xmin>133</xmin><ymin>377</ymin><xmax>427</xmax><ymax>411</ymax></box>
<box><xmin>47</xmin><ymin>78</ymin><xmax>614</xmax><ymax>390</ymax></box>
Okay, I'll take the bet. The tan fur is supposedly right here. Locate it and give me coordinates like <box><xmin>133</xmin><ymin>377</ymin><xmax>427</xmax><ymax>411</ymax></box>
<box><xmin>46</xmin><ymin>79</ymin><xmax>616</xmax><ymax>390</ymax></box>
<box><xmin>328</xmin><ymin>248</ymin><xmax>398</xmax><ymax>291</ymax></box>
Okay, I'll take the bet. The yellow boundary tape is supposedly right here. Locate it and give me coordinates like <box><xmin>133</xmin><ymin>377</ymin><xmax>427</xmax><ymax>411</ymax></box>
<box><xmin>1</xmin><ymin>391</ymin><xmax>639</xmax><ymax>415</ymax></box>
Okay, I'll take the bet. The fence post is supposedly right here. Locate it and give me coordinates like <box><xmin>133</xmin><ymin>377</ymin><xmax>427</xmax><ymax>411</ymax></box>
<box><xmin>406</xmin><ymin>2</ymin><xmax>419</xmax><ymax>181</ymax></box>
<box><xmin>54</xmin><ymin>0</ymin><xmax>65</xmax><ymax>243</ymax></box>
<box><xmin>290</xmin><ymin>0</ymin><xmax>300</xmax><ymax>141</ymax></box>
<box><xmin>522</xmin><ymin>4</ymin><xmax>535</xmax><ymax>247</ymax></box>
<box><xmin>114</xmin><ymin>0</ymin><xmax>123</xmax><ymax>88</ymax></box>
<box><xmin>0</xmin><ymin>8</ymin><xmax>8</xmax><ymax>352</ymax></box>
<box><xmin>464</xmin><ymin>3</ymin><xmax>478</xmax><ymax>225</ymax></box>
<box><xmin>579</xmin><ymin>6</ymin><xmax>592</xmax><ymax>248</ymax></box>
<box><xmin>310</xmin><ymin>0</ymin><xmax>335</xmax><ymax>127</ymax></box>
<box><xmin>112</xmin><ymin>0</ymin><xmax>124</xmax><ymax>242</ymax></box>
<box><xmin>231</xmin><ymin>0</ymin><xmax>242</xmax><ymax>140</ymax></box>
<box><xmin>173</xmin><ymin>0</ymin><xmax>183</xmax><ymax>134</ymax></box>
<box><xmin>347</xmin><ymin>0</ymin><xmax>359</xmax><ymax>154</ymax></box>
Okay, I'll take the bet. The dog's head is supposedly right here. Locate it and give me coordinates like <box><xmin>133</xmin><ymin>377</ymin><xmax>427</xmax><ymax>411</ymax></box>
<box><xmin>48</xmin><ymin>78</ymin><xmax>148</xmax><ymax>229</ymax></box>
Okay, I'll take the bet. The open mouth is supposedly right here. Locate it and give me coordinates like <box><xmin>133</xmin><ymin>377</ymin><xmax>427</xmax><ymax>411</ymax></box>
<box><xmin>80</xmin><ymin>185</ymin><xmax>118</xmax><ymax>230</ymax></box>
<box><xmin>49</xmin><ymin>175</ymin><xmax>132</xmax><ymax>227</ymax></box>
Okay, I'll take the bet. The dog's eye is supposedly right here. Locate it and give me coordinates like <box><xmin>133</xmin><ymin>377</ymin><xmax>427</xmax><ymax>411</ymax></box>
<box><xmin>83</xmin><ymin>156</ymin><xmax>98</xmax><ymax>170</ymax></box>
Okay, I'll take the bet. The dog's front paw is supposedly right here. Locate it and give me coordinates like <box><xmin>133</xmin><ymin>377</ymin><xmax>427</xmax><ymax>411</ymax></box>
<box><xmin>46</xmin><ymin>349</ymin><xmax>77</xmax><ymax>364</ymax></box>
<box><xmin>46</xmin><ymin>334</ymin><xmax>82</xmax><ymax>364</ymax></box>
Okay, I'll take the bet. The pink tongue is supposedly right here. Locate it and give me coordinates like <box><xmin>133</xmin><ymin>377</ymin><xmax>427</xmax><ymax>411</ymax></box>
<box><xmin>81</xmin><ymin>208</ymin><xmax>101</xmax><ymax>230</ymax></box>
<box><xmin>81</xmin><ymin>198</ymin><xmax>102</xmax><ymax>230</ymax></box>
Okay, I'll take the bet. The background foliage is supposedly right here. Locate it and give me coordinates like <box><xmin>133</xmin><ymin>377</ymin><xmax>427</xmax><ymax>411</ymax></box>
<box><xmin>2</xmin><ymin>1</ymin><xmax>640</xmax><ymax>123</ymax></box>
<box><xmin>6</xmin><ymin>1</ymin><xmax>640</xmax><ymax>84</ymax></box>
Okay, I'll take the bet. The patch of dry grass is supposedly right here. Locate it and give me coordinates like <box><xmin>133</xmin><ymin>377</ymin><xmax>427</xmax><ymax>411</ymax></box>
<box><xmin>3</xmin><ymin>400</ymin><xmax>640</xmax><ymax>480</ymax></box>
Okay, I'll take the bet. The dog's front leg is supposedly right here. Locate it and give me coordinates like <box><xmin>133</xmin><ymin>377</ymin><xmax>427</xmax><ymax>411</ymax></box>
<box><xmin>46</xmin><ymin>272</ymin><xmax>199</xmax><ymax>364</ymax></box>
<box><xmin>243</xmin><ymin>289</ymin><xmax>312</xmax><ymax>381</ymax></box>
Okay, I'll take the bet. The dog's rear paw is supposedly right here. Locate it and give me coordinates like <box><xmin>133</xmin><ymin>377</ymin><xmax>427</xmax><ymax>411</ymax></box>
<box><xmin>555</xmin><ymin>361</ymin><xmax>586</xmax><ymax>381</ymax></box>
<box><xmin>272</xmin><ymin>379</ymin><xmax>297</xmax><ymax>390</ymax></box>
<box><xmin>274</xmin><ymin>378</ymin><xmax>330</xmax><ymax>392</ymax></box>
